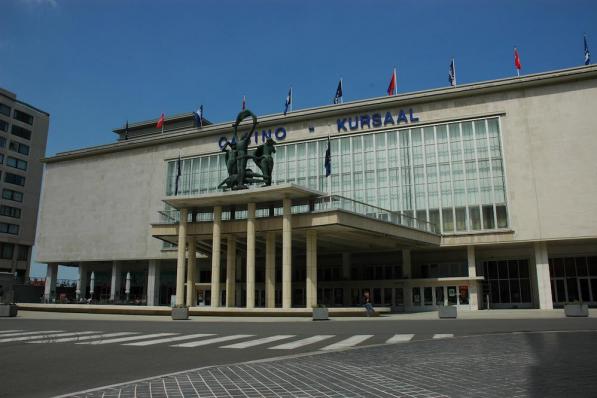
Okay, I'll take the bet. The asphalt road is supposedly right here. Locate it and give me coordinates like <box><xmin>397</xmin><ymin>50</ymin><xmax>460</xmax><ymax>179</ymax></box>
<box><xmin>1</xmin><ymin>316</ymin><xmax>597</xmax><ymax>397</ymax></box>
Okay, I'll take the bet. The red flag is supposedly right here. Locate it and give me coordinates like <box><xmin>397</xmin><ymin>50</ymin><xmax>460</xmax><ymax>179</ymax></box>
<box><xmin>387</xmin><ymin>68</ymin><xmax>397</xmax><ymax>96</ymax></box>
<box><xmin>156</xmin><ymin>113</ymin><xmax>165</xmax><ymax>129</ymax></box>
<box><xmin>514</xmin><ymin>48</ymin><xmax>522</xmax><ymax>70</ymax></box>
<box><xmin>242</xmin><ymin>96</ymin><xmax>246</xmax><ymax>111</ymax></box>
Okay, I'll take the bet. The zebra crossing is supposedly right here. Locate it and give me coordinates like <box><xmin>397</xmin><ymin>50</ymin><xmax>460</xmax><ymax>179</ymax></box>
<box><xmin>0</xmin><ymin>329</ymin><xmax>454</xmax><ymax>351</ymax></box>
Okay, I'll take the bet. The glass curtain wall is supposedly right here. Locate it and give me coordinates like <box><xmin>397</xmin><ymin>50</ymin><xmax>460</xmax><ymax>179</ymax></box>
<box><xmin>165</xmin><ymin>117</ymin><xmax>508</xmax><ymax>234</ymax></box>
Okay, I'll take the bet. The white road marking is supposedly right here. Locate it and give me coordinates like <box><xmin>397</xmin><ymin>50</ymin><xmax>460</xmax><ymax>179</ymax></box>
<box><xmin>0</xmin><ymin>331</ymin><xmax>98</xmax><ymax>343</ymax></box>
<box><xmin>433</xmin><ymin>334</ymin><xmax>454</xmax><ymax>339</ymax></box>
<box><xmin>28</xmin><ymin>332</ymin><xmax>138</xmax><ymax>344</ymax></box>
<box><xmin>123</xmin><ymin>334</ymin><xmax>216</xmax><ymax>346</ymax></box>
<box><xmin>0</xmin><ymin>330</ymin><xmax>22</xmax><ymax>334</ymax></box>
<box><xmin>77</xmin><ymin>333</ymin><xmax>178</xmax><ymax>345</ymax></box>
<box><xmin>172</xmin><ymin>335</ymin><xmax>254</xmax><ymax>348</ymax></box>
<box><xmin>268</xmin><ymin>335</ymin><xmax>335</xmax><ymax>350</ymax></box>
<box><xmin>220</xmin><ymin>335</ymin><xmax>295</xmax><ymax>349</ymax></box>
<box><xmin>386</xmin><ymin>334</ymin><xmax>415</xmax><ymax>344</ymax></box>
<box><xmin>0</xmin><ymin>330</ymin><xmax>63</xmax><ymax>338</ymax></box>
<box><xmin>320</xmin><ymin>335</ymin><xmax>374</xmax><ymax>350</ymax></box>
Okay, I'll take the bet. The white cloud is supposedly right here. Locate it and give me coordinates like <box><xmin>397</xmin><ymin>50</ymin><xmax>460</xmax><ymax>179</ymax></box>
<box><xmin>19</xmin><ymin>0</ymin><xmax>58</xmax><ymax>7</ymax></box>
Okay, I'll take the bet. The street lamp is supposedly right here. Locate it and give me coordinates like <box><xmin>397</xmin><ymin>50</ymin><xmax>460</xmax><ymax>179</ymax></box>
<box><xmin>125</xmin><ymin>272</ymin><xmax>131</xmax><ymax>303</ymax></box>
<box><xmin>89</xmin><ymin>272</ymin><xmax>95</xmax><ymax>303</ymax></box>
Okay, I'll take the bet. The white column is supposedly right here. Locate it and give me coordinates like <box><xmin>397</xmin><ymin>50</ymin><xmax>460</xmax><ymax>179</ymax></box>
<box><xmin>534</xmin><ymin>242</ymin><xmax>553</xmax><ymax>310</ymax></box>
<box><xmin>44</xmin><ymin>263</ymin><xmax>58</xmax><ymax>302</ymax></box>
<box><xmin>76</xmin><ymin>263</ymin><xmax>87</xmax><ymax>301</ymax></box>
<box><xmin>147</xmin><ymin>260</ymin><xmax>161</xmax><ymax>306</ymax></box>
<box><xmin>282</xmin><ymin>198</ymin><xmax>292</xmax><ymax>309</ymax></box>
<box><xmin>211</xmin><ymin>206</ymin><xmax>222</xmax><ymax>307</ymax></box>
<box><xmin>402</xmin><ymin>249</ymin><xmax>411</xmax><ymax>278</ymax></box>
<box><xmin>467</xmin><ymin>246</ymin><xmax>478</xmax><ymax>310</ymax></box>
<box><xmin>186</xmin><ymin>236</ymin><xmax>197</xmax><ymax>307</ymax></box>
<box><xmin>246</xmin><ymin>203</ymin><xmax>256</xmax><ymax>309</ymax></box>
<box><xmin>175</xmin><ymin>208</ymin><xmax>188</xmax><ymax>306</ymax></box>
<box><xmin>265</xmin><ymin>231</ymin><xmax>276</xmax><ymax>308</ymax></box>
<box><xmin>306</xmin><ymin>230</ymin><xmax>318</xmax><ymax>308</ymax></box>
<box><xmin>110</xmin><ymin>261</ymin><xmax>122</xmax><ymax>302</ymax></box>
<box><xmin>226</xmin><ymin>235</ymin><xmax>237</xmax><ymax>307</ymax></box>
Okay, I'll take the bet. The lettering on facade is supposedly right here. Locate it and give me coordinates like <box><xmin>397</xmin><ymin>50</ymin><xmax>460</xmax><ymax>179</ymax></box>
<box><xmin>336</xmin><ymin>108</ymin><xmax>419</xmax><ymax>132</ymax></box>
<box><xmin>218</xmin><ymin>127</ymin><xmax>287</xmax><ymax>149</ymax></box>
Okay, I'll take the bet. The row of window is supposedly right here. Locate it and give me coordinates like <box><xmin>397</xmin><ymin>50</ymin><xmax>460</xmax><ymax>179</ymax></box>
<box><xmin>4</xmin><ymin>172</ymin><xmax>25</xmax><ymax>186</ymax></box>
<box><xmin>0</xmin><ymin>103</ymin><xmax>34</xmax><ymax>125</ymax></box>
<box><xmin>0</xmin><ymin>222</ymin><xmax>19</xmax><ymax>235</ymax></box>
<box><xmin>0</xmin><ymin>118</ymin><xmax>33</xmax><ymax>141</ymax></box>
<box><xmin>0</xmin><ymin>137</ymin><xmax>30</xmax><ymax>155</ymax></box>
<box><xmin>0</xmin><ymin>205</ymin><xmax>21</xmax><ymax>219</ymax></box>
<box><xmin>0</xmin><ymin>242</ymin><xmax>29</xmax><ymax>260</ymax></box>
<box><xmin>2</xmin><ymin>188</ymin><xmax>23</xmax><ymax>202</ymax></box>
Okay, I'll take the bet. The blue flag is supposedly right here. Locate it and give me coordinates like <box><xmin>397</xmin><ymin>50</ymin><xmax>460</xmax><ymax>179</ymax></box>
<box><xmin>333</xmin><ymin>79</ymin><xmax>343</xmax><ymax>104</ymax></box>
<box><xmin>174</xmin><ymin>154</ymin><xmax>182</xmax><ymax>195</ymax></box>
<box><xmin>193</xmin><ymin>105</ymin><xmax>203</xmax><ymax>127</ymax></box>
<box><xmin>284</xmin><ymin>87</ymin><xmax>292</xmax><ymax>115</ymax></box>
<box><xmin>585</xmin><ymin>35</ymin><xmax>591</xmax><ymax>65</ymax></box>
<box><xmin>324</xmin><ymin>137</ymin><xmax>331</xmax><ymax>177</ymax></box>
<box><xmin>124</xmin><ymin>120</ymin><xmax>129</xmax><ymax>140</ymax></box>
<box><xmin>449</xmin><ymin>59</ymin><xmax>456</xmax><ymax>86</ymax></box>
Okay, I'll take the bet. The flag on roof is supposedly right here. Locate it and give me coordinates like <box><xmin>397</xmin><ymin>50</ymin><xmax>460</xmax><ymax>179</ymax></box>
<box><xmin>242</xmin><ymin>96</ymin><xmax>246</xmax><ymax>111</ymax></box>
<box><xmin>449</xmin><ymin>59</ymin><xmax>456</xmax><ymax>87</ymax></box>
<box><xmin>193</xmin><ymin>105</ymin><xmax>203</xmax><ymax>127</ymax></box>
<box><xmin>514</xmin><ymin>47</ymin><xmax>522</xmax><ymax>73</ymax></box>
<box><xmin>284</xmin><ymin>87</ymin><xmax>292</xmax><ymax>116</ymax></box>
<box><xmin>333</xmin><ymin>79</ymin><xmax>343</xmax><ymax>104</ymax></box>
<box><xmin>156</xmin><ymin>113</ymin><xmax>165</xmax><ymax>130</ymax></box>
<box><xmin>585</xmin><ymin>35</ymin><xmax>591</xmax><ymax>65</ymax></box>
<box><xmin>387</xmin><ymin>68</ymin><xmax>397</xmax><ymax>95</ymax></box>
<box><xmin>124</xmin><ymin>120</ymin><xmax>129</xmax><ymax>140</ymax></box>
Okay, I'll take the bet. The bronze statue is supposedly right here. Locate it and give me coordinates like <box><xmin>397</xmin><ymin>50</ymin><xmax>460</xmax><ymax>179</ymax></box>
<box><xmin>219</xmin><ymin>109</ymin><xmax>275</xmax><ymax>190</ymax></box>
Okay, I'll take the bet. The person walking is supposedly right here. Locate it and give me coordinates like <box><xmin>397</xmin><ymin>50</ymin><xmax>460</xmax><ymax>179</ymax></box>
<box><xmin>363</xmin><ymin>291</ymin><xmax>375</xmax><ymax>317</ymax></box>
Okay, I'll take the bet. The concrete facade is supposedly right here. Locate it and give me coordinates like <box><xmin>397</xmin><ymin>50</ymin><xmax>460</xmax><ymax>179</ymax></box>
<box><xmin>0</xmin><ymin>88</ymin><xmax>48</xmax><ymax>277</ymax></box>
<box><xmin>34</xmin><ymin>66</ymin><xmax>597</xmax><ymax>310</ymax></box>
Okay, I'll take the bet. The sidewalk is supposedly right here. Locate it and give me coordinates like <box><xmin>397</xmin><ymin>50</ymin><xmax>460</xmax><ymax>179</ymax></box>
<box><xmin>11</xmin><ymin>308</ymin><xmax>595</xmax><ymax>322</ymax></box>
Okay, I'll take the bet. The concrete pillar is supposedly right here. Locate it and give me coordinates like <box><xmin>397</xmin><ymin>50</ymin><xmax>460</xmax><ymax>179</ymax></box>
<box><xmin>402</xmin><ymin>249</ymin><xmax>411</xmax><ymax>278</ymax></box>
<box><xmin>246</xmin><ymin>203</ymin><xmax>256</xmax><ymax>309</ymax></box>
<box><xmin>534</xmin><ymin>242</ymin><xmax>553</xmax><ymax>310</ymax></box>
<box><xmin>265</xmin><ymin>231</ymin><xmax>276</xmax><ymax>308</ymax></box>
<box><xmin>186</xmin><ymin>236</ymin><xmax>197</xmax><ymax>307</ymax></box>
<box><xmin>282</xmin><ymin>198</ymin><xmax>292</xmax><ymax>309</ymax></box>
<box><xmin>147</xmin><ymin>260</ymin><xmax>161</xmax><ymax>306</ymax></box>
<box><xmin>110</xmin><ymin>261</ymin><xmax>122</xmax><ymax>302</ymax></box>
<box><xmin>467</xmin><ymin>246</ymin><xmax>478</xmax><ymax>310</ymax></box>
<box><xmin>76</xmin><ymin>263</ymin><xmax>87</xmax><ymax>301</ymax></box>
<box><xmin>175</xmin><ymin>208</ymin><xmax>188</xmax><ymax>306</ymax></box>
<box><xmin>211</xmin><ymin>206</ymin><xmax>222</xmax><ymax>307</ymax></box>
<box><xmin>306</xmin><ymin>230</ymin><xmax>318</xmax><ymax>308</ymax></box>
<box><xmin>236</xmin><ymin>251</ymin><xmax>242</xmax><ymax>306</ymax></box>
<box><xmin>44</xmin><ymin>263</ymin><xmax>58</xmax><ymax>302</ymax></box>
<box><xmin>226</xmin><ymin>235</ymin><xmax>237</xmax><ymax>307</ymax></box>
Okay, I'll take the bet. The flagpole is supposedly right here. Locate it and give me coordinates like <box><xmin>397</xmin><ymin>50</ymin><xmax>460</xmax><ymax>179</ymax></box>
<box><xmin>290</xmin><ymin>87</ymin><xmax>293</xmax><ymax>112</ymax></box>
<box><xmin>453</xmin><ymin>59</ymin><xmax>457</xmax><ymax>86</ymax></box>
<box><xmin>394</xmin><ymin>68</ymin><xmax>397</xmax><ymax>95</ymax></box>
<box><xmin>340</xmin><ymin>78</ymin><xmax>343</xmax><ymax>104</ymax></box>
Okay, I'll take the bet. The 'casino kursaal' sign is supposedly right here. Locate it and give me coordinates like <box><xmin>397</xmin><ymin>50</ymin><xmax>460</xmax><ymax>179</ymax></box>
<box><xmin>336</xmin><ymin>108</ymin><xmax>419</xmax><ymax>132</ymax></box>
<box><xmin>217</xmin><ymin>108</ymin><xmax>419</xmax><ymax>148</ymax></box>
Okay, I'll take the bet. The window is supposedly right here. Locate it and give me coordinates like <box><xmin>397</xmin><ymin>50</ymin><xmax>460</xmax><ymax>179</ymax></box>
<box><xmin>0</xmin><ymin>205</ymin><xmax>21</xmax><ymax>219</ymax></box>
<box><xmin>11</xmin><ymin>125</ymin><xmax>31</xmax><ymax>140</ymax></box>
<box><xmin>6</xmin><ymin>157</ymin><xmax>27</xmax><ymax>171</ymax></box>
<box><xmin>9</xmin><ymin>141</ymin><xmax>29</xmax><ymax>155</ymax></box>
<box><xmin>2</xmin><ymin>188</ymin><xmax>23</xmax><ymax>202</ymax></box>
<box><xmin>0</xmin><ymin>222</ymin><xmax>19</xmax><ymax>235</ymax></box>
<box><xmin>0</xmin><ymin>154</ymin><xmax>4</xmax><ymax>164</ymax></box>
<box><xmin>0</xmin><ymin>120</ymin><xmax>8</xmax><ymax>132</ymax></box>
<box><xmin>4</xmin><ymin>173</ymin><xmax>25</xmax><ymax>186</ymax></box>
<box><xmin>13</xmin><ymin>109</ymin><xmax>33</xmax><ymax>125</ymax></box>
<box><xmin>0</xmin><ymin>103</ymin><xmax>10</xmax><ymax>117</ymax></box>
<box><xmin>483</xmin><ymin>259</ymin><xmax>532</xmax><ymax>305</ymax></box>
<box><xmin>16</xmin><ymin>245</ymin><xmax>28</xmax><ymax>261</ymax></box>
<box><xmin>0</xmin><ymin>243</ymin><xmax>14</xmax><ymax>259</ymax></box>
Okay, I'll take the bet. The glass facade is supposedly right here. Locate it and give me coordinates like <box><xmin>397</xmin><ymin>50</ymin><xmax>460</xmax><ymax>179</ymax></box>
<box><xmin>166</xmin><ymin>116</ymin><xmax>508</xmax><ymax>233</ymax></box>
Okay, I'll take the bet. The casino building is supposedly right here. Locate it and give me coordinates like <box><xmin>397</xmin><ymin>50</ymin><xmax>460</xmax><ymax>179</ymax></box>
<box><xmin>36</xmin><ymin>65</ymin><xmax>597</xmax><ymax>312</ymax></box>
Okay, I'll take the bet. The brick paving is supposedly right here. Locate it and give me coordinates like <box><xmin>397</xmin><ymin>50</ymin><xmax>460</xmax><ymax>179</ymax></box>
<box><xmin>63</xmin><ymin>331</ymin><xmax>597</xmax><ymax>398</ymax></box>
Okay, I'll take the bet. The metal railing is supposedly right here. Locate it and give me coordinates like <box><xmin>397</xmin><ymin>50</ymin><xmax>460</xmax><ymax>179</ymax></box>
<box><xmin>155</xmin><ymin>194</ymin><xmax>438</xmax><ymax>234</ymax></box>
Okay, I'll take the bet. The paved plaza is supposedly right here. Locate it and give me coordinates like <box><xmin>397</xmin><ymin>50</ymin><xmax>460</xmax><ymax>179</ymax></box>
<box><xmin>60</xmin><ymin>330</ymin><xmax>597</xmax><ymax>398</ymax></box>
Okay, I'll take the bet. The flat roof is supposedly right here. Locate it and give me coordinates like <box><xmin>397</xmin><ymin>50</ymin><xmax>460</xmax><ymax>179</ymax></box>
<box><xmin>164</xmin><ymin>183</ymin><xmax>325</xmax><ymax>209</ymax></box>
<box><xmin>44</xmin><ymin>64</ymin><xmax>597</xmax><ymax>163</ymax></box>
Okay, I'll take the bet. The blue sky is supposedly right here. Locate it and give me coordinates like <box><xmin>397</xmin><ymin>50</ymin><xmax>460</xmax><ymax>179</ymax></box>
<box><xmin>1</xmin><ymin>0</ymin><xmax>596</xmax><ymax>278</ymax></box>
